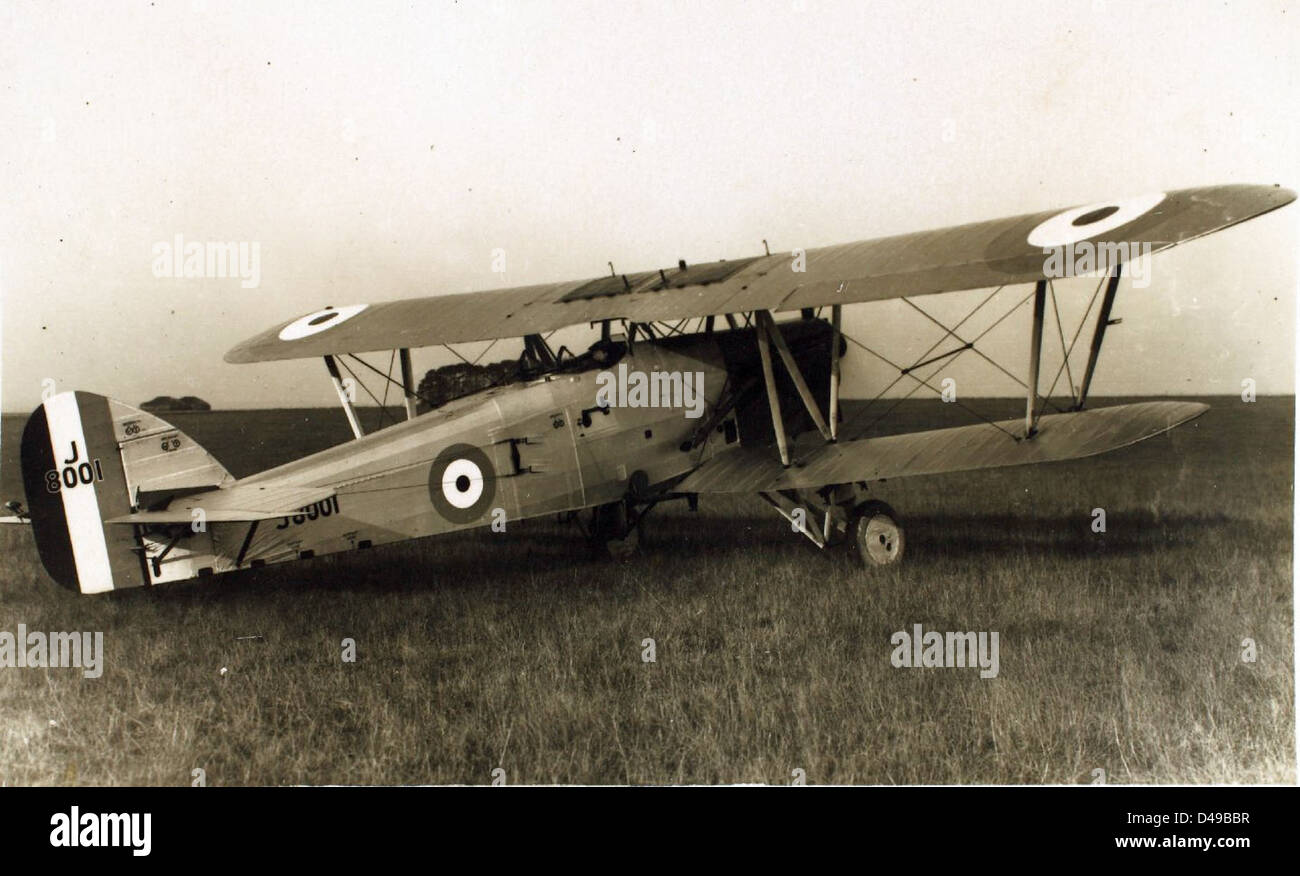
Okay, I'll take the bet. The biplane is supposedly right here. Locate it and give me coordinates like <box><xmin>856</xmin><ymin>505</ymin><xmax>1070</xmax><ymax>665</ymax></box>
<box><xmin>7</xmin><ymin>183</ymin><xmax>1294</xmax><ymax>594</ymax></box>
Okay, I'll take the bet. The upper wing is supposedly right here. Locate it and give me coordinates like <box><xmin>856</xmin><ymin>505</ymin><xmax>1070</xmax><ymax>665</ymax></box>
<box><xmin>675</xmin><ymin>401</ymin><xmax>1207</xmax><ymax>493</ymax></box>
<box><xmin>225</xmin><ymin>184</ymin><xmax>1294</xmax><ymax>363</ymax></box>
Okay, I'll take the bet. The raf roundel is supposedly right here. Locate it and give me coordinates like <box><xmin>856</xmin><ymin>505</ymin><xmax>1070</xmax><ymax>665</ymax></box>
<box><xmin>428</xmin><ymin>443</ymin><xmax>496</xmax><ymax>525</ymax></box>
<box><xmin>278</xmin><ymin>304</ymin><xmax>369</xmax><ymax>341</ymax></box>
<box><xmin>1026</xmin><ymin>192</ymin><xmax>1167</xmax><ymax>248</ymax></box>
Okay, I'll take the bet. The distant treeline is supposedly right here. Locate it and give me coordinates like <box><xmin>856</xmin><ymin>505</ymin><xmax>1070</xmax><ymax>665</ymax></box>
<box><xmin>416</xmin><ymin>361</ymin><xmax>518</xmax><ymax>412</ymax></box>
<box><xmin>140</xmin><ymin>395</ymin><xmax>211</xmax><ymax>412</ymax></box>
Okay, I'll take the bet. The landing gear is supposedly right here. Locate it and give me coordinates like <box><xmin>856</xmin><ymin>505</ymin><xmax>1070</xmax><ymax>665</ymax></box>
<box><xmin>590</xmin><ymin>500</ymin><xmax>641</xmax><ymax>559</ymax></box>
<box><xmin>848</xmin><ymin>500</ymin><xmax>905</xmax><ymax>567</ymax></box>
<box><xmin>758</xmin><ymin>487</ymin><xmax>906</xmax><ymax>567</ymax></box>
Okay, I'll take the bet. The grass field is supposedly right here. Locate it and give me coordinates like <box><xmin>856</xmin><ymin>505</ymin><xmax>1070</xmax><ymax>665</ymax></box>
<box><xmin>0</xmin><ymin>397</ymin><xmax>1293</xmax><ymax>785</ymax></box>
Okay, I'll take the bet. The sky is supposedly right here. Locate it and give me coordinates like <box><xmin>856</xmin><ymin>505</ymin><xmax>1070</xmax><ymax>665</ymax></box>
<box><xmin>2</xmin><ymin>0</ymin><xmax>1297</xmax><ymax>411</ymax></box>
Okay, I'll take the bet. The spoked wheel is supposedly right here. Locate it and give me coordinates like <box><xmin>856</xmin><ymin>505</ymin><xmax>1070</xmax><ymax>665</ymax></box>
<box><xmin>849</xmin><ymin>500</ymin><xmax>905</xmax><ymax>567</ymax></box>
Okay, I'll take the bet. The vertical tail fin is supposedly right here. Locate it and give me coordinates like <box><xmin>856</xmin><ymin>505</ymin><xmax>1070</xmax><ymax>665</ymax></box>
<box><xmin>20</xmin><ymin>392</ymin><xmax>233</xmax><ymax>594</ymax></box>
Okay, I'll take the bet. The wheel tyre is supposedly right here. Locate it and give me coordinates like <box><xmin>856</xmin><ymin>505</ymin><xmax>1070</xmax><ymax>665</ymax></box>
<box><xmin>591</xmin><ymin>502</ymin><xmax>639</xmax><ymax>560</ymax></box>
<box><xmin>850</xmin><ymin>501</ymin><xmax>905</xmax><ymax>567</ymax></box>
<box><xmin>605</xmin><ymin>527</ymin><xmax>640</xmax><ymax>560</ymax></box>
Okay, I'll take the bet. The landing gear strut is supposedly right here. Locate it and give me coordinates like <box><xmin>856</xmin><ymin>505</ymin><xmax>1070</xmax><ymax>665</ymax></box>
<box><xmin>590</xmin><ymin>500</ymin><xmax>641</xmax><ymax>559</ymax></box>
<box><xmin>758</xmin><ymin>487</ymin><xmax>906</xmax><ymax>567</ymax></box>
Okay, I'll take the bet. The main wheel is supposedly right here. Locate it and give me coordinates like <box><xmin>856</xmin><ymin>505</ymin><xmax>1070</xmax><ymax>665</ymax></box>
<box><xmin>591</xmin><ymin>501</ymin><xmax>640</xmax><ymax>559</ymax></box>
<box><xmin>849</xmin><ymin>500</ymin><xmax>905</xmax><ymax>567</ymax></box>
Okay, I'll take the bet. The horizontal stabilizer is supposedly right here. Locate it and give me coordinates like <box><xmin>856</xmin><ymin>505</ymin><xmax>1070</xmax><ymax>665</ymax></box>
<box><xmin>676</xmin><ymin>401</ymin><xmax>1208</xmax><ymax>493</ymax></box>
<box><xmin>105</xmin><ymin>483</ymin><xmax>338</xmax><ymax>524</ymax></box>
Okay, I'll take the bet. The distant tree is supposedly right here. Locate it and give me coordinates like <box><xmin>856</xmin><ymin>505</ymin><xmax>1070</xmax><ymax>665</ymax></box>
<box><xmin>140</xmin><ymin>395</ymin><xmax>211</xmax><ymax>412</ymax></box>
<box><xmin>416</xmin><ymin>360</ymin><xmax>518</xmax><ymax>413</ymax></box>
<box><xmin>140</xmin><ymin>396</ymin><xmax>179</xmax><ymax>412</ymax></box>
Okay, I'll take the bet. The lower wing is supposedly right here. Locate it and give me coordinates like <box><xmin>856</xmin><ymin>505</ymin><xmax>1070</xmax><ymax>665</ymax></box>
<box><xmin>677</xmin><ymin>401</ymin><xmax>1207</xmax><ymax>493</ymax></box>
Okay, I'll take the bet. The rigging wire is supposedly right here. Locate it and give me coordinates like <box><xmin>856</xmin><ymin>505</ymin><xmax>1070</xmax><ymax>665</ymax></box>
<box><xmin>837</xmin><ymin>331</ymin><xmax>1020</xmax><ymax>440</ymax></box>
<box><xmin>1046</xmin><ymin>281</ymin><xmax>1075</xmax><ymax>406</ymax></box>
<box><xmin>840</xmin><ymin>285</ymin><xmax>1039</xmax><ymax>439</ymax></box>
<box><xmin>336</xmin><ymin>356</ymin><xmax>393</xmax><ymax>429</ymax></box>
<box><xmin>1039</xmin><ymin>272</ymin><xmax>1108</xmax><ymax>415</ymax></box>
<box><xmin>850</xmin><ymin>285</ymin><xmax>1005</xmax><ymax>423</ymax></box>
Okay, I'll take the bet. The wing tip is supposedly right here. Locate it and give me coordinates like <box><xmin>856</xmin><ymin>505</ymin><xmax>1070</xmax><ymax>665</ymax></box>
<box><xmin>223</xmin><ymin>345</ymin><xmax>254</xmax><ymax>364</ymax></box>
<box><xmin>1268</xmin><ymin>182</ymin><xmax>1296</xmax><ymax>200</ymax></box>
<box><xmin>1256</xmin><ymin>183</ymin><xmax>1296</xmax><ymax>211</ymax></box>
